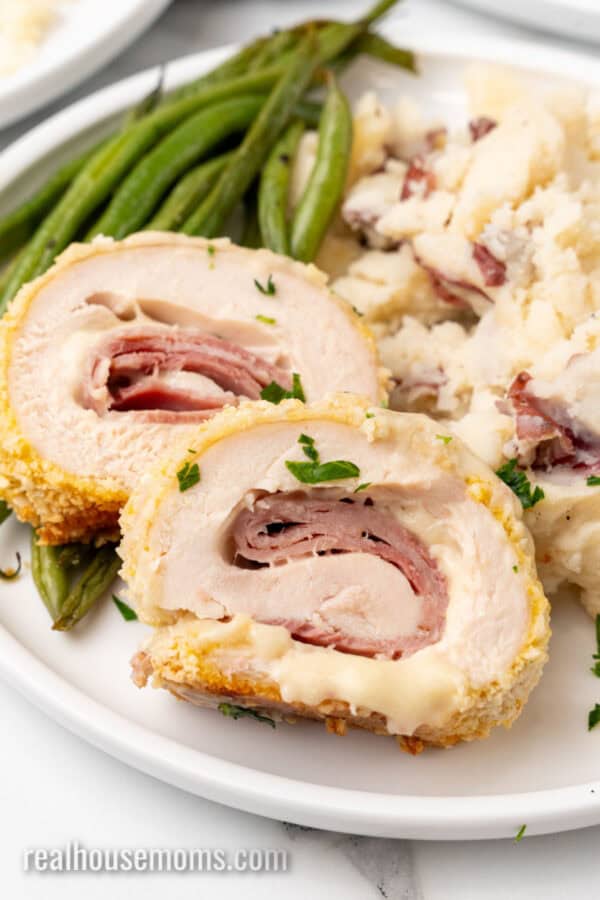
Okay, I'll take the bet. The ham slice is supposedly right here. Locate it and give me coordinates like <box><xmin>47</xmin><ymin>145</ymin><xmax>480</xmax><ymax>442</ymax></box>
<box><xmin>83</xmin><ymin>328</ymin><xmax>291</xmax><ymax>422</ymax></box>
<box><xmin>414</xmin><ymin>255</ymin><xmax>489</xmax><ymax>310</ymax></box>
<box><xmin>508</xmin><ymin>371</ymin><xmax>600</xmax><ymax>470</ymax></box>
<box><xmin>469</xmin><ymin>117</ymin><xmax>497</xmax><ymax>142</ymax></box>
<box><xmin>472</xmin><ymin>242</ymin><xmax>506</xmax><ymax>287</ymax></box>
<box><xmin>232</xmin><ymin>492</ymin><xmax>448</xmax><ymax>658</ymax></box>
<box><xmin>401</xmin><ymin>156</ymin><xmax>436</xmax><ymax>201</ymax></box>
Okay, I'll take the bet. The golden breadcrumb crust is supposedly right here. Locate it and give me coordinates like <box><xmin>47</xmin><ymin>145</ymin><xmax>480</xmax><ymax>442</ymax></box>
<box><xmin>0</xmin><ymin>233</ymin><xmax>386</xmax><ymax>544</ymax></box>
<box><xmin>131</xmin><ymin>633</ymin><xmax>545</xmax><ymax>751</ymax></box>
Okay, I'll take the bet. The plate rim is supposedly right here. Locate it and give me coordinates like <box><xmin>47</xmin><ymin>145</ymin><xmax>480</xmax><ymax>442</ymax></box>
<box><xmin>1</xmin><ymin>30</ymin><xmax>600</xmax><ymax>840</ymax></box>
<box><xmin>0</xmin><ymin>0</ymin><xmax>172</xmax><ymax>128</ymax></box>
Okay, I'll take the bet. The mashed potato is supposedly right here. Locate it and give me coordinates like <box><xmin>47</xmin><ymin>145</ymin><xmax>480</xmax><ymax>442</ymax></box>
<box><xmin>301</xmin><ymin>64</ymin><xmax>600</xmax><ymax>617</ymax></box>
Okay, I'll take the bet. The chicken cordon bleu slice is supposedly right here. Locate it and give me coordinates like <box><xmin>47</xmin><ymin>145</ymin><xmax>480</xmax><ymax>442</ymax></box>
<box><xmin>121</xmin><ymin>395</ymin><xmax>549</xmax><ymax>749</ymax></box>
<box><xmin>0</xmin><ymin>232</ymin><xmax>385</xmax><ymax>544</ymax></box>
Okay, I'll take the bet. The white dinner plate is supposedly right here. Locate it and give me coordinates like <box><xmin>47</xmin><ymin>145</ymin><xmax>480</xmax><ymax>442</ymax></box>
<box><xmin>1</xmin><ymin>28</ymin><xmax>600</xmax><ymax>840</ymax></box>
<box><xmin>0</xmin><ymin>0</ymin><xmax>172</xmax><ymax>127</ymax></box>
<box><xmin>451</xmin><ymin>0</ymin><xmax>600</xmax><ymax>45</ymax></box>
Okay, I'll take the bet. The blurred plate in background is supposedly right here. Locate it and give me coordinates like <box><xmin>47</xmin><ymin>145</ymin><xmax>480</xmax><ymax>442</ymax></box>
<box><xmin>0</xmin><ymin>0</ymin><xmax>172</xmax><ymax>128</ymax></box>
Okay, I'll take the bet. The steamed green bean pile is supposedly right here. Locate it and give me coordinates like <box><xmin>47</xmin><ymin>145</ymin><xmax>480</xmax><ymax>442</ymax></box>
<box><xmin>0</xmin><ymin>0</ymin><xmax>415</xmax><ymax>630</ymax></box>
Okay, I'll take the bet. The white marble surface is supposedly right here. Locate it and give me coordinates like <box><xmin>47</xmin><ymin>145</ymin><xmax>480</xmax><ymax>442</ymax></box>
<box><xmin>1</xmin><ymin>1</ymin><xmax>600</xmax><ymax>897</ymax></box>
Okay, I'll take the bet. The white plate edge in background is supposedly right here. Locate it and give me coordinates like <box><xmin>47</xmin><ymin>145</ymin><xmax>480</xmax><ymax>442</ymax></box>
<box><xmin>0</xmin><ymin>0</ymin><xmax>172</xmax><ymax>127</ymax></box>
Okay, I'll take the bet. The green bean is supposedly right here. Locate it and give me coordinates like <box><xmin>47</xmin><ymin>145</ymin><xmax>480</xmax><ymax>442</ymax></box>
<box><xmin>350</xmin><ymin>32</ymin><xmax>416</xmax><ymax>73</ymax></box>
<box><xmin>122</xmin><ymin>67</ymin><xmax>165</xmax><ymax>127</ymax></box>
<box><xmin>0</xmin><ymin>500</ymin><xmax>10</xmax><ymax>526</ymax></box>
<box><xmin>0</xmin><ymin>141</ymin><xmax>103</xmax><ymax>265</ymax></box>
<box><xmin>0</xmin><ymin>69</ymin><xmax>290</xmax><ymax>308</ymax></box>
<box><xmin>248</xmin><ymin>30</ymin><xmax>298</xmax><ymax>72</ymax></box>
<box><xmin>56</xmin><ymin>543</ymin><xmax>93</xmax><ymax>569</ymax></box>
<box><xmin>89</xmin><ymin>95</ymin><xmax>264</xmax><ymax>240</ymax></box>
<box><xmin>146</xmin><ymin>101</ymin><xmax>318</xmax><ymax>248</ymax></box>
<box><xmin>166</xmin><ymin>36</ymin><xmax>269</xmax><ymax>103</ymax></box>
<box><xmin>31</xmin><ymin>535</ymin><xmax>70</xmax><ymax>623</ymax></box>
<box><xmin>290</xmin><ymin>75</ymin><xmax>352</xmax><ymax>263</ymax></box>
<box><xmin>258</xmin><ymin>119</ymin><xmax>305</xmax><ymax>256</ymax></box>
<box><xmin>264</xmin><ymin>7</ymin><xmax>398</xmax><ymax>67</ymax></box>
<box><xmin>241</xmin><ymin>212</ymin><xmax>262</xmax><ymax>250</ymax></box>
<box><xmin>278</xmin><ymin>0</ymin><xmax>399</xmax><ymax>71</ymax></box>
<box><xmin>0</xmin><ymin>259</ymin><xmax>21</xmax><ymax>317</ymax></box>
<box><xmin>294</xmin><ymin>100</ymin><xmax>322</xmax><ymax>129</ymax></box>
<box><xmin>241</xmin><ymin>193</ymin><xmax>262</xmax><ymax>249</ymax></box>
<box><xmin>158</xmin><ymin>62</ymin><xmax>283</xmax><ymax>114</ymax></box>
<box><xmin>53</xmin><ymin>544</ymin><xmax>121</xmax><ymax>631</ymax></box>
<box><xmin>361</xmin><ymin>0</ymin><xmax>400</xmax><ymax>25</ymax></box>
<box><xmin>183</xmin><ymin>32</ymin><xmax>320</xmax><ymax>238</ymax></box>
<box><xmin>148</xmin><ymin>151</ymin><xmax>234</xmax><ymax>232</ymax></box>
<box><xmin>287</xmin><ymin>0</ymin><xmax>399</xmax><ymax>39</ymax></box>
<box><xmin>0</xmin><ymin>264</ymin><xmax>11</xmax><ymax>299</ymax></box>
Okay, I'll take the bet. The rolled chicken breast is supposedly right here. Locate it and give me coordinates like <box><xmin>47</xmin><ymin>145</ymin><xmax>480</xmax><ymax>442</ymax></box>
<box><xmin>0</xmin><ymin>233</ymin><xmax>384</xmax><ymax>544</ymax></box>
<box><xmin>122</xmin><ymin>395</ymin><xmax>549</xmax><ymax>749</ymax></box>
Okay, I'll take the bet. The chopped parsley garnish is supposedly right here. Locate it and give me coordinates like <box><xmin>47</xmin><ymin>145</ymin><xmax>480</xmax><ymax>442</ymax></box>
<box><xmin>254</xmin><ymin>274</ymin><xmax>276</xmax><ymax>296</ymax></box>
<box><xmin>0</xmin><ymin>551</ymin><xmax>21</xmax><ymax>581</ymax></box>
<box><xmin>260</xmin><ymin>373</ymin><xmax>305</xmax><ymax>404</ymax></box>
<box><xmin>496</xmin><ymin>459</ymin><xmax>544</xmax><ymax>510</ymax></box>
<box><xmin>587</xmin><ymin>475</ymin><xmax>600</xmax><ymax>486</ymax></box>
<box><xmin>290</xmin><ymin>374</ymin><xmax>305</xmax><ymax>401</ymax></box>
<box><xmin>286</xmin><ymin>434</ymin><xmax>360</xmax><ymax>485</ymax></box>
<box><xmin>207</xmin><ymin>244</ymin><xmax>216</xmax><ymax>257</ymax></box>
<box><xmin>299</xmin><ymin>433</ymin><xmax>318</xmax><ymax>461</ymax></box>
<box><xmin>287</xmin><ymin>460</ymin><xmax>360</xmax><ymax>484</ymax></box>
<box><xmin>436</xmin><ymin>434</ymin><xmax>452</xmax><ymax>445</ymax></box>
<box><xmin>177</xmin><ymin>460</ymin><xmax>200</xmax><ymax>492</ymax></box>
<box><xmin>112</xmin><ymin>595</ymin><xmax>138</xmax><ymax>621</ymax></box>
<box><xmin>218</xmin><ymin>702</ymin><xmax>275</xmax><ymax>728</ymax></box>
<box><xmin>355</xmin><ymin>482</ymin><xmax>372</xmax><ymax>493</ymax></box>
<box><xmin>351</xmin><ymin>304</ymin><xmax>364</xmax><ymax>317</ymax></box>
<box><xmin>514</xmin><ymin>824</ymin><xmax>527</xmax><ymax>842</ymax></box>
<box><xmin>588</xmin><ymin>704</ymin><xmax>600</xmax><ymax>731</ymax></box>
<box><xmin>260</xmin><ymin>382</ymin><xmax>287</xmax><ymax>404</ymax></box>
<box><xmin>512</xmin><ymin>565</ymin><xmax>519</xmax><ymax>573</ymax></box>
<box><xmin>256</xmin><ymin>314</ymin><xmax>276</xmax><ymax>325</ymax></box>
<box><xmin>365</xmin><ymin>412</ymin><xmax>375</xmax><ymax>419</ymax></box>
